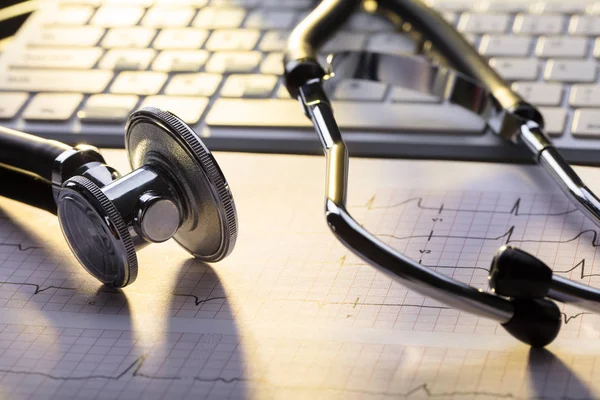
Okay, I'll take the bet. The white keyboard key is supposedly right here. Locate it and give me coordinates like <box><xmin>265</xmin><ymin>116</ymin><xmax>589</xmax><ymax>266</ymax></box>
<box><xmin>206</xmin><ymin>99</ymin><xmax>485</xmax><ymax>132</ymax></box>
<box><xmin>478</xmin><ymin>35</ymin><xmax>532</xmax><ymax>56</ymax></box>
<box><xmin>478</xmin><ymin>1</ymin><xmax>529</xmax><ymax>13</ymax></box>
<box><xmin>585</xmin><ymin>3</ymin><xmax>600</xmax><ymax>14</ymax></box>
<box><xmin>513</xmin><ymin>14</ymin><xmax>565</xmax><ymax>35</ymax></box>
<box><xmin>390</xmin><ymin>87</ymin><xmax>439</xmax><ymax>103</ymax></box>
<box><xmin>101</xmin><ymin>28</ymin><xmax>156</xmax><ymax>48</ymax></box>
<box><xmin>569</xmin><ymin>85</ymin><xmax>600</xmax><ymax>107</ymax></box>
<box><xmin>59</xmin><ymin>0</ymin><xmax>101</xmax><ymax>5</ymax></box>
<box><xmin>262</xmin><ymin>0</ymin><xmax>312</xmax><ymax>7</ymax></box>
<box><xmin>276</xmin><ymin>84</ymin><xmax>290</xmax><ymax>99</ymax></box>
<box><xmin>110</xmin><ymin>72</ymin><xmax>168</xmax><ymax>95</ymax></box>
<box><xmin>333</xmin><ymin>80</ymin><xmax>387</xmax><ymax>101</ymax></box>
<box><xmin>0</xmin><ymin>70</ymin><xmax>112</xmax><ymax>93</ymax></box>
<box><xmin>441</xmin><ymin>12</ymin><xmax>458</xmax><ymax>25</ymax></box>
<box><xmin>430</xmin><ymin>0</ymin><xmax>477</xmax><ymax>11</ymax></box>
<box><xmin>244</xmin><ymin>10</ymin><xmax>298</xmax><ymax>29</ymax></box>
<box><xmin>220</xmin><ymin>74</ymin><xmax>278</xmax><ymax>98</ymax></box>
<box><xmin>366</xmin><ymin>33</ymin><xmax>417</xmax><ymax>55</ymax></box>
<box><xmin>572</xmin><ymin>109</ymin><xmax>600</xmax><ymax>138</ymax></box>
<box><xmin>260</xmin><ymin>52</ymin><xmax>283</xmax><ymax>75</ymax></box>
<box><xmin>141</xmin><ymin>96</ymin><xmax>208</xmax><ymax>124</ymax></box>
<box><xmin>489</xmin><ymin>57</ymin><xmax>539</xmax><ymax>80</ymax></box>
<box><xmin>511</xmin><ymin>82</ymin><xmax>563</xmax><ymax>106</ymax></box>
<box><xmin>322</xmin><ymin>32</ymin><xmax>367</xmax><ymax>53</ymax></box>
<box><xmin>193</xmin><ymin>7</ymin><xmax>246</xmax><ymax>29</ymax></box>
<box><xmin>535</xmin><ymin>36</ymin><xmax>588</xmax><ymax>58</ymax></box>
<box><xmin>23</xmin><ymin>93</ymin><xmax>83</xmax><ymax>121</ymax></box>
<box><xmin>41</xmin><ymin>6</ymin><xmax>94</xmax><ymax>25</ymax></box>
<box><xmin>211</xmin><ymin>0</ymin><xmax>258</xmax><ymax>7</ymax></box>
<box><xmin>458</xmin><ymin>13</ymin><xmax>510</xmax><ymax>34</ymax></box>
<box><xmin>205</xmin><ymin>51</ymin><xmax>262</xmax><ymax>73</ymax></box>
<box><xmin>544</xmin><ymin>60</ymin><xmax>597</xmax><ymax>82</ymax></box>
<box><xmin>0</xmin><ymin>93</ymin><xmax>28</xmax><ymax>119</ymax></box>
<box><xmin>141</xmin><ymin>7</ymin><xmax>195</xmax><ymax>27</ymax></box>
<box><xmin>462</xmin><ymin>33</ymin><xmax>478</xmax><ymax>45</ymax></box>
<box><xmin>569</xmin><ymin>16</ymin><xmax>600</xmax><ymax>36</ymax></box>
<box><xmin>347</xmin><ymin>13</ymin><xmax>393</xmax><ymax>32</ymax></box>
<box><xmin>28</xmin><ymin>26</ymin><xmax>104</xmax><ymax>47</ymax></box>
<box><xmin>154</xmin><ymin>0</ymin><xmax>208</xmax><ymax>5</ymax></box>
<box><xmin>153</xmin><ymin>29</ymin><xmax>209</xmax><ymax>49</ymax></box>
<box><xmin>99</xmin><ymin>49</ymin><xmax>156</xmax><ymax>70</ymax></box>
<box><xmin>530</xmin><ymin>2</ymin><xmax>588</xmax><ymax>14</ymax></box>
<box><xmin>594</xmin><ymin>39</ymin><xmax>600</xmax><ymax>58</ymax></box>
<box><xmin>151</xmin><ymin>50</ymin><xmax>209</xmax><ymax>72</ymax></box>
<box><xmin>90</xmin><ymin>6</ymin><xmax>145</xmax><ymax>27</ymax></box>
<box><xmin>78</xmin><ymin>94</ymin><xmax>139</xmax><ymax>122</ymax></box>
<box><xmin>102</xmin><ymin>0</ymin><xmax>152</xmax><ymax>5</ymax></box>
<box><xmin>165</xmin><ymin>73</ymin><xmax>222</xmax><ymax>96</ymax></box>
<box><xmin>10</xmin><ymin>48</ymin><xmax>103</xmax><ymax>69</ymax></box>
<box><xmin>205</xmin><ymin>29</ymin><xmax>261</xmax><ymax>51</ymax></box>
<box><xmin>259</xmin><ymin>31</ymin><xmax>290</xmax><ymax>52</ymax></box>
<box><xmin>538</xmin><ymin>107</ymin><xmax>567</xmax><ymax>137</ymax></box>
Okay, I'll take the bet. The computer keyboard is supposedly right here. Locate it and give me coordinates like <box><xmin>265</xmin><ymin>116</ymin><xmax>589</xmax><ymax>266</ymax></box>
<box><xmin>0</xmin><ymin>0</ymin><xmax>600</xmax><ymax>164</ymax></box>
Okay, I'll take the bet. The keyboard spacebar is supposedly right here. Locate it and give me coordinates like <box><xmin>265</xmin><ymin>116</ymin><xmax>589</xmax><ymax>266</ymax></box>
<box><xmin>206</xmin><ymin>99</ymin><xmax>486</xmax><ymax>133</ymax></box>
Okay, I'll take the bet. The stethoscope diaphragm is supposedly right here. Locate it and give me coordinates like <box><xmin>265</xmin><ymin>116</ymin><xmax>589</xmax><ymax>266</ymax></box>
<box><xmin>55</xmin><ymin>107</ymin><xmax>238</xmax><ymax>287</ymax></box>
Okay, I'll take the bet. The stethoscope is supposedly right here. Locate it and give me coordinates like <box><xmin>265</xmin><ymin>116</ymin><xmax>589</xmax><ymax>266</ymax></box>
<box><xmin>284</xmin><ymin>0</ymin><xmax>600</xmax><ymax>347</ymax></box>
<box><xmin>0</xmin><ymin>107</ymin><xmax>237</xmax><ymax>288</ymax></box>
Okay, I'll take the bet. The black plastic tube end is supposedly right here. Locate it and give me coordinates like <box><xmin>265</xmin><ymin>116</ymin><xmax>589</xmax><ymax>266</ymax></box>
<box><xmin>502</xmin><ymin>298</ymin><xmax>561</xmax><ymax>348</ymax></box>
<box><xmin>489</xmin><ymin>246</ymin><xmax>553</xmax><ymax>299</ymax></box>
<box><xmin>283</xmin><ymin>57</ymin><xmax>325</xmax><ymax>100</ymax></box>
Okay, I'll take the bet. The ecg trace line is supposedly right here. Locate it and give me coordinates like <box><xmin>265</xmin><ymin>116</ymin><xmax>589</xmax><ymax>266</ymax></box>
<box><xmin>0</xmin><ymin>243</ymin><xmax>42</xmax><ymax>251</ymax></box>
<box><xmin>431</xmin><ymin>259</ymin><xmax>600</xmax><ymax>279</ymax></box>
<box><xmin>0</xmin><ymin>359</ymin><xmax>591</xmax><ymax>400</ymax></box>
<box><xmin>381</xmin><ymin>226</ymin><xmax>600</xmax><ymax>247</ymax></box>
<box><xmin>0</xmin><ymin>280</ymin><xmax>226</xmax><ymax>308</ymax></box>
<box><xmin>359</xmin><ymin>196</ymin><xmax>578</xmax><ymax>217</ymax></box>
<box><xmin>0</xmin><ymin>350</ymin><xmax>591</xmax><ymax>400</ymax></box>
<box><xmin>173</xmin><ymin>294</ymin><xmax>226</xmax><ymax>306</ymax></box>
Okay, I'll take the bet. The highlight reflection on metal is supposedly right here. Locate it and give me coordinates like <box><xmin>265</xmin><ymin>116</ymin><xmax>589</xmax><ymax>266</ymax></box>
<box><xmin>326</xmin><ymin>51</ymin><xmax>522</xmax><ymax>141</ymax></box>
<box><xmin>326</xmin><ymin>51</ymin><xmax>600</xmax><ymax>232</ymax></box>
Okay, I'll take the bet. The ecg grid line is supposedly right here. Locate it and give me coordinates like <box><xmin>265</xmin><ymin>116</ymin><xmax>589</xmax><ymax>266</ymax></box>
<box><xmin>2</xmin><ymin>189</ymin><xmax>600</xmax><ymax>399</ymax></box>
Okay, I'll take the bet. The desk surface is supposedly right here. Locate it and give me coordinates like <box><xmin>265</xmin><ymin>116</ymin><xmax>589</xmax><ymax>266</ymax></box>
<box><xmin>1</xmin><ymin>151</ymin><xmax>600</xmax><ymax>399</ymax></box>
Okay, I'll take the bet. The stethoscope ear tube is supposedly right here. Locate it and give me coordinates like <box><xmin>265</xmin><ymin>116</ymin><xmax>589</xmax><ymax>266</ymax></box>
<box><xmin>0</xmin><ymin>125</ymin><xmax>71</xmax><ymax>182</ymax></box>
<box><xmin>0</xmin><ymin>164</ymin><xmax>57</xmax><ymax>214</ymax></box>
<box><xmin>284</xmin><ymin>0</ymin><xmax>360</xmax><ymax>98</ymax></box>
<box><xmin>297</xmin><ymin>78</ymin><xmax>562</xmax><ymax>347</ymax></box>
<box><xmin>376</xmin><ymin>0</ymin><xmax>524</xmax><ymax>114</ymax></box>
<box><xmin>284</xmin><ymin>0</ymin><xmax>600</xmax><ymax>347</ymax></box>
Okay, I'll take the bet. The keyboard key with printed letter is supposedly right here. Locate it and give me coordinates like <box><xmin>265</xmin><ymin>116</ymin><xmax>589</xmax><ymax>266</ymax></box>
<box><xmin>78</xmin><ymin>94</ymin><xmax>140</xmax><ymax>122</ymax></box>
<box><xmin>0</xmin><ymin>93</ymin><xmax>28</xmax><ymax>120</ymax></box>
<box><xmin>0</xmin><ymin>70</ymin><xmax>113</xmax><ymax>93</ymax></box>
<box><xmin>23</xmin><ymin>93</ymin><xmax>83</xmax><ymax>121</ymax></box>
<box><xmin>140</xmin><ymin>96</ymin><xmax>209</xmax><ymax>125</ymax></box>
<box><xmin>572</xmin><ymin>110</ymin><xmax>600</xmax><ymax>138</ymax></box>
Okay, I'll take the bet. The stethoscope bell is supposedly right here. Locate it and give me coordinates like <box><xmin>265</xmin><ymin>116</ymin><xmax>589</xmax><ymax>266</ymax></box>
<box><xmin>56</xmin><ymin>107</ymin><xmax>237</xmax><ymax>287</ymax></box>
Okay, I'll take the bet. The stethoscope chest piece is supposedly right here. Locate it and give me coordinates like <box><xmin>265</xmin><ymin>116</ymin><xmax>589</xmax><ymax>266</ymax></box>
<box><xmin>125</xmin><ymin>107</ymin><xmax>238</xmax><ymax>262</ymax></box>
<box><xmin>56</xmin><ymin>107</ymin><xmax>237</xmax><ymax>287</ymax></box>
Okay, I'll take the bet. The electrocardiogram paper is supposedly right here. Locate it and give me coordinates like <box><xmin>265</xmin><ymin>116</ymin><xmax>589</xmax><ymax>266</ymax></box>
<box><xmin>2</xmin><ymin>151</ymin><xmax>600</xmax><ymax>399</ymax></box>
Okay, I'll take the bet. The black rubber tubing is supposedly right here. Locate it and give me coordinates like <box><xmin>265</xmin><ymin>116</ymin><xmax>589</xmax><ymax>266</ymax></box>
<box><xmin>0</xmin><ymin>165</ymin><xmax>57</xmax><ymax>214</ymax></box>
<box><xmin>0</xmin><ymin>125</ymin><xmax>71</xmax><ymax>181</ymax></box>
